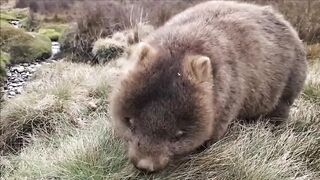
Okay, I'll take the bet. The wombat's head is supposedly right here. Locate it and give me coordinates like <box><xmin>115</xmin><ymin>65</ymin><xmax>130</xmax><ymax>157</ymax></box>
<box><xmin>110</xmin><ymin>42</ymin><xmax>214</xmax><ymax>172</ymax></box>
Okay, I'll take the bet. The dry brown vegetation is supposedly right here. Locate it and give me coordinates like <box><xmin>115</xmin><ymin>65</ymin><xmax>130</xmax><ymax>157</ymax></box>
<box><xmin>14</xmin><ymin>0</ymin><xmax>320</xmax><ymax>62</ymax></box>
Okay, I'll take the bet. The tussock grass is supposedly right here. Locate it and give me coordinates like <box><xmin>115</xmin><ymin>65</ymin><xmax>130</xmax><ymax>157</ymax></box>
<box><xmin>307</xmin><ymin>43</ymin><xmax>320</xmax><ymax>61</ymax></box>
<box><xmin>92</xmin><ymin>38</ymin><xmax>126</xmax><ymax>64</ymax></box>
<box><xmin>1</xmin><ymin>57</ymin><xmax>320</xmax><ymax>179</ymax></box>
<box><xmin>303</xmin><ymin>58</ymin><xmax>320</xmax><ymax>105</ymax></box>
<box><xmin>0</xmin><ymin>58</ymin><xmax>130</xmax><ymax>155</ymax></box>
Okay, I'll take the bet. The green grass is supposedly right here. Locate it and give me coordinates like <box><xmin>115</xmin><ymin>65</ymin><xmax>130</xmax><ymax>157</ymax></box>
<box><xmin>38</xmin><ymin>24</ymin><xmax>68</xmax><ymax>41</ymax></box>
<box><xmin>0</xmin><ymin>53</ymin><xmax>319</xmax><ymax>179</ymax></box>
<box><xmin>0</xmin><ymin>8</ymin><xmax>29</xmax><ymax>28</ymax></box>
<box><xmin>0</xmin><ymin>26</ymin><xmax>52</xmax><ymax>64</ymax></box>
<box><xmin>0</xmin><ymin>8</ymin><xmax>29</xmax><ymax>20</ymax></box>
<box><xmin>0</xmin><ymin>19</ymin><xmax>11</xmax><ymax>27</ymax></box>
<box><xmin>41</xmin><ymin>24</ymin><xmax>69</xmax><ymax>34</ymax></box>
<box><xmin>38</xmin><ymin>28</ymin><xmax>61</xmax><ymax>41</ymax></box>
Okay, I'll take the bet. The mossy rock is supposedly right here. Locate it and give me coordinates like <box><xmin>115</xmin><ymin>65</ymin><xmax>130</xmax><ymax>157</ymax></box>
<box><xmin>38</xmin><ymin>28</ymin><xmax>61</xmax><ymax>41</ymax></box>
<box><xmin>0</xmin><ymin>26</ymin><xmax>52</xmax><ymax>64</ymax></box>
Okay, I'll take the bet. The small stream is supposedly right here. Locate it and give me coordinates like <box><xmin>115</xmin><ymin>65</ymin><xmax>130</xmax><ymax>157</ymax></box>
<box><xmin>9</xmin><ymin>20</ymin><xmax>20</xmax><ymax>28</ymax></box>
<box><xmin>3</xmin><ymin>41</ymin><xmax>61</xmax><ymax>98</ymax></box>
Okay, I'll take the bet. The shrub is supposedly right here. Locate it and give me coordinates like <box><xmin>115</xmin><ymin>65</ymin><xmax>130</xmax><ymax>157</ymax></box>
<box><xmin>242</xmin><ymin>0</ymin><xmax>320</xmax><ymax>43</ymax></box>
<box><xmin>15</xmin><ymin>0</ymin><xmax>29</xmax><ymax>8</ymax></box>
<box><xmin>0</xmin><ymin>26</ymin><xmax>52</xmax><ymax>64</ymax></box>
<box><xmin>92</xmin><ymin>38</ymin><xmax>126</xmax><ymax>64</ymax></box>
<box><xmin>60</xmin><ymin>1</ymin><xmax>135</xmax><ymax>63</ymax></box>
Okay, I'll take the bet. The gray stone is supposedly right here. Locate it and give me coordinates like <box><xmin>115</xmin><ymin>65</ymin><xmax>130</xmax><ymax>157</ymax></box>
<box><xmin>16</xmin><ymin>66</ymin><xmax>25</xmax><ymax>73</ymax></box>
<box><xmin>28</xmin><ymin>68</ymin><xmax>36</xmax><ymax>73</ymax></box>
<box><xmin>8</xmin><ymin>91</ymin><xmax>16</xmax><ymax>96</ymax></box>
<box><xmin>15</xmin><ymin>88</ymin><xmax>22</xmax><ymax>94</ymax></box>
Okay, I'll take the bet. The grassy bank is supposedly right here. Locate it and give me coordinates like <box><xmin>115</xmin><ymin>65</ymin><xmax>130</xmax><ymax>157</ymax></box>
<box><xmin>1</xmin><ymin>54</ymin><xmax>319</xmax><ymax>179</ymax></box>
<box><xmin>0</xmin><ymin>26</ymin><xmax>52</xmax><ymax>64</ymax></box>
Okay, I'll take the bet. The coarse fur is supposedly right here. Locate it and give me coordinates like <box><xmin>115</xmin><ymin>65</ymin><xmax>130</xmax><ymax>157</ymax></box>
<box><xmin>110</xmin><ymin>0</ymin><xmax>307</xmax><ymax>172</ymax></box>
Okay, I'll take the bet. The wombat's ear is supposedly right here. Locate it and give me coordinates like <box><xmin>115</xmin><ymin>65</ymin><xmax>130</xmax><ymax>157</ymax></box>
<box><xmin>184</xmin><ymin>55</ymin><xmax>212</xmax><ymax>83</ymax></box>
<box><xmin>135</xmin><ymin>42</ymin><xmax>156</xmax><ymax>63</ymax></box>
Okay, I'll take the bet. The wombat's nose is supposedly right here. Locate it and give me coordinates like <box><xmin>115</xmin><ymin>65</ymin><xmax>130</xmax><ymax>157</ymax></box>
<box><xmin>135</xmin><ymin>158</ymin><xmax>155</xmax><ymax>172</ymax></box>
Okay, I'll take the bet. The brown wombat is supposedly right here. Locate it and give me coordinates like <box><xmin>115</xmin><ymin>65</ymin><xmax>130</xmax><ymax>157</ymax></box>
<box><xmin>110</xmin><ymin>0</ymin><xmax>307</xmax><ymax>172</ymax></box>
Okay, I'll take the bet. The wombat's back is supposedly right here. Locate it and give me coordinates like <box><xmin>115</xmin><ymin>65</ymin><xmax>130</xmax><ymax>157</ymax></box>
<box><xmin>145</xmin><ymin>0</ymin><xmax>307</xmax><ymax>120</ymax></box>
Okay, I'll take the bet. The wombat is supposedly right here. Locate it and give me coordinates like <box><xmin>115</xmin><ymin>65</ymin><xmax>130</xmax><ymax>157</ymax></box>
<box><xmin>110</xmin><ymin>0</ymin><xmax>307</xmax><ymax>172</ymax></box>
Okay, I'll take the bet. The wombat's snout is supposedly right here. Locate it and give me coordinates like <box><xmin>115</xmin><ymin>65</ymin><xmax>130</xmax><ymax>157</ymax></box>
<box><xmin>129</xmin><ymin>148</ymin><xmax>170</xmax><ymax>172</ymax></box>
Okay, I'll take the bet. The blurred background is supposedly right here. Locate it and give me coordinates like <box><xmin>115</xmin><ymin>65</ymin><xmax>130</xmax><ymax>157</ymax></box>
<box><xmin>1</xmin><ymin>0</ymin><xmax>319</xmax><ymax>65</ymax></box>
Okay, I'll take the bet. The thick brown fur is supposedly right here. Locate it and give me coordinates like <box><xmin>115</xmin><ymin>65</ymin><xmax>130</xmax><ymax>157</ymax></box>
<box><xmin>110</xmin><ymin>0</ymin><xmax>307</xmax><ymax>172</ymax></box>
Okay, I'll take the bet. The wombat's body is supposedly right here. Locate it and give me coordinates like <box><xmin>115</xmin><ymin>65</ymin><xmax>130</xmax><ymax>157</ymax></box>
<box><xmin>110</xmin><ymin>0</ymin><xmax>307</xmax><ymax>172</ymax></box>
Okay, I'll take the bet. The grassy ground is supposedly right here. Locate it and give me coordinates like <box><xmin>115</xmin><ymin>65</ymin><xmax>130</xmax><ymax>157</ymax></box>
<box><xmin>0</xmin><ymin>47</ymin><xmax>319</xmax><ymax>179</ymax></box>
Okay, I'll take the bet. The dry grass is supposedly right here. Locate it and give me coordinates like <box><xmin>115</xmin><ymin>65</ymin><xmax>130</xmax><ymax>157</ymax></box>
<box><xmin>0</xmin><ymin>56</ymin><xmax>130</xmax><ymax>155</ymax></box>
<box><xmin>12</xmin><ymin>0</ymin><xmax>320</xmax><ymax>44</ymax></box>
<box><xmin>242</xmin><ymin>0</ymin><xmax>320</xmax><ymax>43</ymax></box>
<box><xmin>55</xmin><ymin>0</ymin><xmax>320</xmax><ymax>64</ymax></box>
<box><xmin>1</xmin><ymin>49</ymin><xmax>319</xmax><ymax>179</ymax></box>
<box><xmin>307</xmin><ymin>43</ymin><xmax>320</xmax><ymax>63</ymax></box>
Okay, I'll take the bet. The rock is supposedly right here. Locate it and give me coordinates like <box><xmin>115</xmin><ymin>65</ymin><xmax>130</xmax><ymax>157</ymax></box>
<box><xmin>41</xmin><ymin>62</ymin><xmax>50</xmax><ymax>65</ymax></box>
<box><xmin>12</xmin><ymin>78</ymin><xmax>23</xmax><ymax>83</ymax></box>
<box><xmin>16</xmin><ymin>66</ymin><xmax>25</xmax><ymax>73</ymax></box>
<box><xmin>8</xmin><ymin>91</ymin><xmax>16</xmax><ymax>96</ymax></box>
<box><xmin>88</xmin><ymin>101</ymin><xmax>98</xmax><ymax>110</ymax></box>
<box><xmin>28</xmin><ymin>68</ymin><xmax>36</xmax><ymax>73</ymax></box>
<box><xmin>15</xmin><ymin>88</ymin><xmax>22</xmax><ymax>94</ymax></box>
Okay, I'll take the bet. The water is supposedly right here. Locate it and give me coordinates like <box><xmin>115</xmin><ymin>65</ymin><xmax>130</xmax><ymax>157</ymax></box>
<box><xmin>9</xmin><ymin>20</ymin><xmax>20</xmax><ymax>28</ymax></box>
<box><xmin>51</xmin><ymin>41</ymin><xmax>61</xmax><ymax>56</ymax></box>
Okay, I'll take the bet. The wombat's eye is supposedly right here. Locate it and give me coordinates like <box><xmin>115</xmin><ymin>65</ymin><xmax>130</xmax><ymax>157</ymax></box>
<box><xmin>172</xmin><ymin>130</ymin><xmax>185</xmax><ymax>142</ymax></box>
